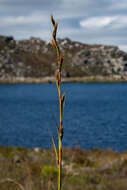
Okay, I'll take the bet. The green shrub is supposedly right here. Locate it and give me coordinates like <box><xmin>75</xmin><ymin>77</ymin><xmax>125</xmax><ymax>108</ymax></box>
<box><xmin>42</xmin><ymin>165</ymin><xmax>58</xmax><ymax>179</ymax></box>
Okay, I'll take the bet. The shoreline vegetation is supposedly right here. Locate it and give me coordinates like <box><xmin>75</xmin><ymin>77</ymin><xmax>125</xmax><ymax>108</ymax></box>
<box><xmin>0</xmin><ymin>146</ymin><xmax>127</xmax><ymax>190</ymax></box>
<box><xmin>1</xmin><ymin>75</ymin><xmax>127</xmax><ymax>84</ymax></box>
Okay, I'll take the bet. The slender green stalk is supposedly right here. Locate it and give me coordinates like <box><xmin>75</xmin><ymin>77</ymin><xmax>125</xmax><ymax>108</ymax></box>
<box><xmin>51</xmin><ymin>16</ymin><xmax>65</xmax><ymax>190</ymax></box>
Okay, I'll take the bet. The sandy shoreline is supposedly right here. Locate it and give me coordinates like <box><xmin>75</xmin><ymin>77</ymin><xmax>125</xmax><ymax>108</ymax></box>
<box><xmin>0</xmin><ymin>75</ymin><xmax>127</xmax><ymax>84</ymax></box>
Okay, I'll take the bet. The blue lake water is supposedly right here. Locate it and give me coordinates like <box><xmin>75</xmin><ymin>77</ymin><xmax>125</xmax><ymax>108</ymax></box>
<box><xmin>0</xmin><ymin>83</ymin><xmax>127</xmax><ymax>152</ymax></box>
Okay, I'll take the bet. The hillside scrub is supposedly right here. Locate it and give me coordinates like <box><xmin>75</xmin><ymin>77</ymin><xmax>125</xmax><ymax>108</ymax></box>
<box><xmin>0</xmin><ymin>147</ymin><xmax>127</xmax><ymax>190</ymax></box>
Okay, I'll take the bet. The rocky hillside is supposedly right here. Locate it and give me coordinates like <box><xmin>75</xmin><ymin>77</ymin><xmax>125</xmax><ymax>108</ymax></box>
<box><xmin>0</xmin><ymin>35</ymin><xmax>127</xmax><ymax>82</ymax></box>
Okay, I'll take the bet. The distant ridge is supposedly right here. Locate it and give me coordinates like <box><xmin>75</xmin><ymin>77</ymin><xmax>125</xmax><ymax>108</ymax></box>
<box><xmin>0</xmin><ymin>35</ymin><xmax>127</xmax><ymax>83</ymax></box>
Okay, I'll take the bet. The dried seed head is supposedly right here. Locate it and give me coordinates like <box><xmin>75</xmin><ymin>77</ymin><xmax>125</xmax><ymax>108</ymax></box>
<box><xmin>51</xmin><ymin>39</ymin><xmax>56</xmax><ymax>48</ymax></box>
<box><xmin>62</xmin><ymin>93</ymin><xmax>65</xmax><ymax>104</ymax></box>
<box><xmin>51</xmin><ymin>15</ymin><xmax>55</xmax><ymax>26</ymax></box>
<box><xmin>51</xmin><ymin>16</ymin><xmax>63</xmax><ymax>74</ymax></box>
<box><xmin>61</xmin><ymin>92</ymin><xmax>65</xmax><ymax>112</ymax></box>
<box><xmin>53</xmin><ymin>23</ymin><xmax>58</xmax><ymax>39</ymax></box>
<box><xmin>55</xmin><ymin>71</ymin><xmax>60</xmax><ymax>87</ymax></box>
<box><xmin>61</xmin><ymin>54</ymin><xmax>64</xmax><ymax>64</ymax></box>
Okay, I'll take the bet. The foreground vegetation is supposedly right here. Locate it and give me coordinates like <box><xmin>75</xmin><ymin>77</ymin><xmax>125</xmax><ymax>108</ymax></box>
<box><xmin>0</xmin><ymin>146</ymin><xmax>127</xmax><ymax>190</ymax></box>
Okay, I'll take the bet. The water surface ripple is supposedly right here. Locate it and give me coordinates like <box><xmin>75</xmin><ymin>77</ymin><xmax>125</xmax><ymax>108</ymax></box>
<box><xmin>0</xmin><ymin>83</ymin><xmax>127</xmax><ymax>152</ymax></box>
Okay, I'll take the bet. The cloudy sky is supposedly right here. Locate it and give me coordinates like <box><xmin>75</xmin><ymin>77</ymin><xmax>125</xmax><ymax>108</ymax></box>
<box><xmin>0</xmin><ymin>0</ymin><xmax>127</xmax><ymax>51</ymax></box>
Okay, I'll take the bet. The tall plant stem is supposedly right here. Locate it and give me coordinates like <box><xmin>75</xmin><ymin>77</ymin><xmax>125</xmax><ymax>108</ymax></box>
<box><xmin>58</xmin><ymin>79</ymin><xmax>62</xmax><ymax>190</ymax></box>
<box><xmin>51</xmin><ymin>16</ymin><xmax>65</xmax><ymax>190</ymax></box>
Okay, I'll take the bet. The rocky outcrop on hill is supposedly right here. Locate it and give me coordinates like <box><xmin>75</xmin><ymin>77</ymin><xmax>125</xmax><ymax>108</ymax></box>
<box><xmin>0</xmin><ymin>35</ymin><xmax>127</xmax><ymax>82</ymax></box>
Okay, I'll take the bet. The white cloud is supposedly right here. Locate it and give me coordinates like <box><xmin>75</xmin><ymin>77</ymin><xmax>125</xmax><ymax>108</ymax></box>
<box><xmin>110</xmin><ymin>15</ymin><xmax>127</xmax><ymax>29</ymax></box>
<box><xmin>80</xmin><ymin>16</ymin><xmax>117</xmax><ymax>28</ymax></box>
<box><xmin>0</xmin><ymin>13</ymin><xmax>50</xmax><ymax>27</ymax></box>
<box><xmin>0</xmin><ymin>0</ymin><xmax>127</xmax><ymax>51</ymax></box>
